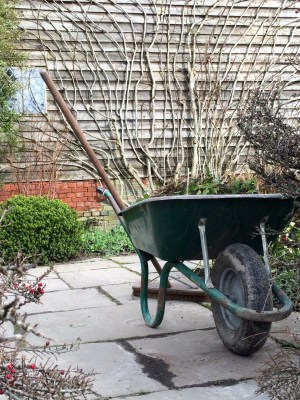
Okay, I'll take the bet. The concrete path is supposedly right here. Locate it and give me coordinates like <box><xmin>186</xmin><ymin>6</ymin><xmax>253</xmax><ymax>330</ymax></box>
<box><xmin>22</xmin><ymin>254</ymin><xmax>299</xmax><ymax>399</ymax></box>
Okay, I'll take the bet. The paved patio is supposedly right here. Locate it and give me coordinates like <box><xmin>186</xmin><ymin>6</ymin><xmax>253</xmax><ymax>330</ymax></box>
<box><xmin>22</xmin><ymin>254</ymin><xmax>299</xmax><ymax>399</ymax></box>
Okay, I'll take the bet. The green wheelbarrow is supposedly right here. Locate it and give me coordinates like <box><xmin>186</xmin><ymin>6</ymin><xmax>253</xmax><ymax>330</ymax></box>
<box><xmin>40</xmin><ymin>71</ymin><xmax>295</xmax><ymax>357</ymax></box>
<box><xmin>98</xmin><ymin>189</ymin><xmax>295</xmax><ymax>356</ymax></box>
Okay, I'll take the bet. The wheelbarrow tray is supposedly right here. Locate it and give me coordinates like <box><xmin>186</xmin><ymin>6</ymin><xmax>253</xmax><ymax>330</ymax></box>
<box><xmin>119</xmin><ymin>194</ymin><xmax>294</xmax><ymax>261</ymax></box>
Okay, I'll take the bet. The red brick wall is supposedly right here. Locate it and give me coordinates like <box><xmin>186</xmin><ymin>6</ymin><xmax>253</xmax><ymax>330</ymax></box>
<box><xmin>0</xmin><ymin>180</ymin><xmax>103</xmax><ymax>214</ymax></box>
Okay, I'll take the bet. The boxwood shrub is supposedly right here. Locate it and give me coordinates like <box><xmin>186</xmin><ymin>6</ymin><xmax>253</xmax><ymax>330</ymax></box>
<box><xmin>0</xmin><ymin>195</ymin><xmax>83</xmax><ymax>264</ymax></box>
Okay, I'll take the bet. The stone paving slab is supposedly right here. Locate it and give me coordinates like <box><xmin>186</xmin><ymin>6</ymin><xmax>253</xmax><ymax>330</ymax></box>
<box><xmin>270</xmin><ymin>312</ymin><xmax>300</xmax><ymax>347</ymax></box>
<box><xmin>121</xmin><ymin>261</ymin><xmax>203</xmax><ymax>290</ymax></box>
<box><xmin>102</xmin><ymin>282</ymin><xmax>137</xmax><ymax>304</ymax></box>
<box><xmin>41</xmin><ymin>342</ymin><xmax>166</xmax><ymax>398</ymax></box>
<box><xmin>24</xmin><ymin>288</ymin><xmax>114</xmax><ymax>314</ymax></box>
<box><xmin>58</xmin><ymin>267</ymin><xmax>139</xmax><ymax>288</ymax></box>
<box><xmin>119</xmin><ymin>260</ymin><xmax>200</xmax><ymax>275</ymax></box>
<box><xmin>122</xmin><ymin>262</ymin><xmax>157</xmax><ymax>274</ymax></box>
<box><xmin>26</xmin><ymin>301</ymin><xmax>214</xmax><ymax>346</ymax></box>
<box><xmin>110</xmin><ymin>254</ymin><xmax>141</xmax><ymax>264</ymax></box>
<box><xmin>112</xmin><ymin>381</ymin><xmax>269</xmax><ymax>400</ymax></box>
<box><xmin>147</xmin><ymin>273</ymin><xmax>199</xmax><ymax>289</ymax></box>
<box><xmin>26</xmin><ymin>270</ymin><xmax>69</xmax><ymax>292</ymax></box>
<box><xmin>110</xmin><ymin>254</ymin><xmax>200</xmax><ymax>268</ymax></box>
<box><xmin>35</xmin><ymin>278</ymin><xmax>70</xmax><ymax>292</ymax></box>
<box><xmin>128</xmin><ymin>330</ymin><xmax>280</xmax><ymax>388</ymax></box>
<box><xmin>124</xmin><ymin>264</ymin><xmax>202</xmax><ymax>290</ymax></box>
<box><xmin>54</xmin><ymin>258</ymin><xmax>119</xmax><ymax>273</ymax></box>
<box><xmin>26</xmin><ymin>266</ymin><xmax>58</xmax><ymax>279</ymax></box>
<box><xmin>131</xmin><ymin>270</ymin><xmax>200</xmax><ymax>290</ymax></box>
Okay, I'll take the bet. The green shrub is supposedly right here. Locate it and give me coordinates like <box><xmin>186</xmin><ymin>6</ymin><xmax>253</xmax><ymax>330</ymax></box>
<box><xmin>270</xmin><ymin>216</ymin><xmax>300</xmax><ymax>310</ymax></box>
<box><xmin>0</xmin><ymin>67</ymin><xmax>20</xmax><ymax>155</ymax></box>
<box><xmin>0</xmin><ymin>195</ymin><xmax>83</xmax><ymax>264</ymax></box>
<box><xmin>82</xmin><ymin>224</ymin><xmax>134</xmax><ymax>256</ymax></box>
<box><xmin>0</xmin><ymin>0</ymin><xmax>25</xmax><ymax>158</ymax></box>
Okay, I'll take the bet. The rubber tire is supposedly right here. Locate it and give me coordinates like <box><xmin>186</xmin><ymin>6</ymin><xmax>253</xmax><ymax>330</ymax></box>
<box><xmin>211</xmin><ymin>243</ymin><xmax>272</xmax><ymax>356</ymax></box>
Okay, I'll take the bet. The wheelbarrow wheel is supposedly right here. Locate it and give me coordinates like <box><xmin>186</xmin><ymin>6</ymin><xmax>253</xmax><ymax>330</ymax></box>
<box><xmin>211</xmin><ymin>243</ymin><xmax>272</xmax><ymax>356</ymax></box>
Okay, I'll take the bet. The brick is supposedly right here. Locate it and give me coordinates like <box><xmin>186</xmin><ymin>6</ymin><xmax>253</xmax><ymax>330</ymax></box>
<box><xmin>100</xmin><ymin>210</ymin><xmax>109</xmax><ymax>216</ymax></box>
<box><xmin>88</xmin><ymin>186</ymin><xmax>98</xmax><ymax>193</ymax></box>
<box><xmin>91</xmin><ymin>210</ymin><xmax>101</xmax><ymax>217</ymax></box>
<box><xmin>10</xmin><ymin>183</ymin><xmax>18</xmax><ymax>190</ymax></box>
<box><xmin>88</xmin><ymin>198</ymin><xmax>100</xmax><ymax>204</ymax></box>
<box><xmin>67</xmin><ymin>182</ymin><xmax>78</xmax><ymax>188</ymax></box>
<box><xmin>57</xmin><ymin>187</ymin><xmax>70</xmax><ymax>194</ymax></box>
<box><xmin>89</xmin><ymin>205</ymin><xmax>100</xmax><ymax>211</ymax></box>
<box><xmin>83</xmin><ymin>181</ymin><xmax>93</xmax><ymax>188</ymax></box>
<box><xmin>80</xmin><ymin>197</ymin><xmax>89</xmax><ymax>202</ymax></box>
<box><xmin>68</xmin><ymin>200</ymin><xmax>77</xmax><ymax>206</ymax></box>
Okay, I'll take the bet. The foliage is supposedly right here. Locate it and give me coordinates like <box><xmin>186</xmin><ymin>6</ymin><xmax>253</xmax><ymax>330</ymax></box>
<box><xmin>274</xmin><ymin>268</ymin><xmax>298</xmax><ymax>305</ymax></box>
<box><xmin>0</xmin><ymin>251</ymin><xmax>94</xmax><ymax>398</ymax></box>
<box><xmin>0</xmin><ymin>195</ymin><xmax>83</xmax><ymax>264</ymax></box>
<box><xmin>188</xmin><ymin>176</ymin><xmax>258</xmax><ymax>195</ymax></box>
<box><xmin>271</xmin><ymin>218</ymin><xmax>300</xmax><ymax>264</ymax></box>
<box><xmin>230</xmin><ymin>178</ymin><xmax>259</xmax><ymax>195</ymax></box>
<box><xmin>0</xmin><ymin>0</ymin><xmax>24</xmax><ymax>160</ymax></box>
<box><xmin>270</xmin><ymin>216</ymin><xmax>300</xmax><ymax>310</ymax></box>
<box><xmin>81</xmin><ymin>224</ymin><xmax>134</xmax><ymax>256</ymax></box>
<box><xmin>154</xmin><ymin>176</ymin><xmax>259</xmax><ymax>196</ymax></box>
<box><xmin>0</xmin><ymin>67</ymin><xmax>20</xmax><ymax>155</ymax></box>
<box><xmin>0</xmin><ymin>0</ymin><xmax>24</xmax><ymax>64</ymax></box>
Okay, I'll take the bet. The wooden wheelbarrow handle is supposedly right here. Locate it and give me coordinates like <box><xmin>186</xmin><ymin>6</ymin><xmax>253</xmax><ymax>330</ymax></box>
<box><xmin>40</xmin><ymin>70</ymin><xmax>170</xmax><ymax>286</ymax></box>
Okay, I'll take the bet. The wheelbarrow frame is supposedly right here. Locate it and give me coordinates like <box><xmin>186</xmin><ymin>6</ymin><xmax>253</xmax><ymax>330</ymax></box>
<box><xmin>99</xmin><ymin>188</ymin><xmax>294</xmax><ymax>327</ymax></box>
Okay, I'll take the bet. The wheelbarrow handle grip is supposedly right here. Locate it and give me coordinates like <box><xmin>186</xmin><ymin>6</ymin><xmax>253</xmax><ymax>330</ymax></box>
<box><xmin>97</xmin><ymin>187</ymin><xmax>121</xmax><ymax>216</ymax></box>
<box><xmin>96</xmin><ymin>187</ymin><xmax>107</xmax><ymax>196</ymax></box>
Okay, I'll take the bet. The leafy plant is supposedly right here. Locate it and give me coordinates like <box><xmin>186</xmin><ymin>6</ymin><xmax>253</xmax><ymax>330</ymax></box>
<box><xmin>81</xmin><ymin>224</ymin><xmax>134</xmax><ymax>256</ymax></box>
<box><xmin>156</xmin><ymin>175</ymin><xmax>259</xmax><ymax>196</ymax></box>
<box><xmin>0</xmin><ymin>0</ymin><xmax>25</xmax><ymax>158</ymax></box>
<box><xmin>230</xmin><ymin>178</ymin><xmax>258</xmax><ymax>194</ymax></box>
<box><xmin>0</xmin><ymin>67</ymin><xmax>20</xmax><ymax>154</ymax></box>
<box><xmin>0</xmin><ymin>195</ymin><xmax>83</xmax><ymax>264</ymax></box>
<box><xmin>188</xmin><ymin>175</ymin><xmax>225</xmax><ymax>195</ymax></box>
<box><xmin>270</xmin><ymin>216</ymin><xmax>300</xmax><ymax>310</ymax></box>
<box><xmin>271</xmin><ymin>218</ymin><xmax>300</xmax><ymax>262</ymax></box>
<box><xmin>274</xmin><ymin>268</ymin><xmax>298</xmax><ymax>303</ymax></box>
<box><xmin>0</xmin><ymin>0</ymin><xmax>24</xmax><ymax>64</ymax></box>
